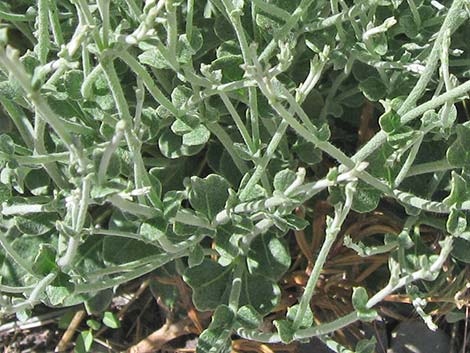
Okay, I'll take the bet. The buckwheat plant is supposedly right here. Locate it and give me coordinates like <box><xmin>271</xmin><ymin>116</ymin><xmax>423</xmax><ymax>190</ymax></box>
<box><xmin>0</xmin><ymin>0</ymin><xmax>470</xmax><ymax>352</ymax></box>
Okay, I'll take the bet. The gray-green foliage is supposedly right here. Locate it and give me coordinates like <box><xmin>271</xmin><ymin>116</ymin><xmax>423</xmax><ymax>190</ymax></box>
<box><xmin>0</xmin><ymin>0</ymin><xmax>470</xmax><ymax>351</ymax></box>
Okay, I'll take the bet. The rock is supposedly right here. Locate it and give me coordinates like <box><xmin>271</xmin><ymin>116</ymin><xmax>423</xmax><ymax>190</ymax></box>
<box><xmin>388</xmin><ymin>320</ymin><xmax>450</xmax><ymax>353</ymax></box>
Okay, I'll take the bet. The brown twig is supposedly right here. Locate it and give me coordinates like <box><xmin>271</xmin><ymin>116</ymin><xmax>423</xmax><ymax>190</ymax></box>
<box><xmin>96</xmin><ymin>280</ymin><xmax>150</xmax><ymax>340</ymax></box>
<box><xmin>126</xmin><ymin>317</ymin><xmax>194</xmax><ymax>353</ymax></box>
<box><xmin>55</xmin><ymin>309</ymin><xmax>86</xmax><ymax>352</ymax></box>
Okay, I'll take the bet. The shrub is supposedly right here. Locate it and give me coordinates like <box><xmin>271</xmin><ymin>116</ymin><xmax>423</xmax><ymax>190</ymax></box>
<box><xmin>0</xmin><ymin>0</ymin><xmax>469</xmax><ymax>351</ymax></box>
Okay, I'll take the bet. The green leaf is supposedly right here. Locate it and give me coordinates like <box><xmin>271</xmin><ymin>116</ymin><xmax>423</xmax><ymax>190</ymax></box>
<box><xmin>273</xmin><ymin>169</ymin><xmax>296</xmax><ymax>193</ymax></box>
<box><xmin>273</xmin><ymin>319</ymin><xmax>295</xmax><ymax>343</ymax></box>
<box><xmin>46</xmin><ymin>272</ymin><xmax>75</xmax><ymax>306</ymax></box>
<box><xmin>379</xmin><ymin>109</ymin><xmax>401</xmax><ymax>134</ymax></box>
<box><xmin>352</xmin><ymin>287</ymin><xmax>369</xmax><ymax>311</ymax></box>
<box><xmin>443</xmin><ymin>172</ymin><xmax>469</xmax><ymax>206</ymax></box>
<box><xmin>15</xmin><ymin>213</ymin><xmax>58</xmax><ymax>235</ymax></box>
<box><xmin>445</xmin><ymin>311</ymin><xmax>467</xmax><ymax>323</ymax></box>
<box><xmin>352</xmin><ymin>287</ymin><xmax>377</xmax><ymax>322</ymax></box>
<box><xmin>33</xmin><ymin>244</ymin><xmax>57</xmax><ymax>275</ymax></box>
<box><xmin>188</xmin><ymin>244</ymin><xmax>205</xmax><ymax>268</ymax></box>
<box><xmin>239</xmin><ymin>273</ymin><xmax>281</xmax><ymax>315</ymax></box>
<box><xmin>286</xmin><ymin>304</ymin><xmax>313</xmax><ymax>328</ymax></box>
<box><xmin>24</xmin><ymin>169</ymin><xmax>50</xmax><ymax>195</ymax></box>
<box><xmin>246</xmin><ymin>232</ymin><xmax>290</xmax><ymax>281</ymax></box>
<box><xmin>0</xmin><ymin>134</ymin><xmax>15</xmax><ymax>155</ymax></box>
<box><xmin>0</xmin><ymin>182</ymin><xmax>11</xmax><ymax>203</ymax></box>
<box><xmin>139</xmin><ymin>217</ymin><xmax>167</xmax><ymax>243</ymax></box>
<box><xmin>177</xmin><ymin>29</ymin><xmax>203</xmax><ymax>63</ymax></box>
<box><xmin>236</xmin><ymin>305</ymin><xmax>262</xmax><ymax>329</ymax></box>
<box><xmin>292</xmin><ymin>139</ymin><xmax>322</xmax><ymax>165</ymax></box>
<box><xmin>85</xmin><ymin>289</ymin><xmax>114</xmax><ymax>315</ymax></box>
<box><xmin>62</xmin><ymin>70</ymin><xmax>84</xmax><ymax>100</ymax></box>
<box><xmin>447</xmin><ymin>123</ymin><xmax>470</xmax><ymax>167</ymax></box>
<box><xmin>351</xmin><ymin>182</ymin><xmax>381</xmax><ymax>213</ymax></box>
<box><xmin>158</xmin><ymin>127</ymin><xmax>205</xmax><ymax>159</ymax></box>
<box><xmin>355</xmin><ymin>337</ymin><xmax>377</xmax><ymax>353</ymax></box>
<box><xmin>189</xmin><ymin>174</ymin><xmax>230</xmax><ymax>221</ymax></box>
<box><xmin>138</xmin><ymin>48</ymin><xmax>170</xmax><ymax>69</ymax></box>
<box><xmin>359</xmin><ymin>77</ymin><xmax>387</xmax><ymax>101</ymax></box>
<box><xmin>446</xmin><ymin>209</ymin><xmax>467</xmax><ymax>235</ymax></box>
<box><xmin>215</xmin><ymin>221</ymin><xmax>252</xmax><ymax>264</ymax></box>
<box><xmin>103</xmin><ymin>237</ymin><xmax>162</xmax><ymax>265</ymax></box>
<box><xmin>183</xmin><ymin>259</ymin><xmax>232</xmax><ymax>311</ymax></box>
<box><xmin>277</xmin><ymin>214</ymin><xmax>309</xmax><ymax>231</ymax></box>
<box><xmin>451</xmin><ymin>238</ymin><xmax>470</xmax><ymax>264</ymax></box>
<box><xmin>102</xmin><ymin>311</ymin><xmax>121</xmax><ymax>329</ymax></box>
<box><xmin>171</xmin><ymin>86</ymin><xmax>193</xmax><ymax>111</ymax></box>
<box><xmin>196</xmin><ymin>305</ymin><xmax>234</xmax><ymax>353</ymax></box>
<box><xmin>210</xmin><ymin>55</ymin><xmax>244</xmax><ymax>83</ymax></box>
<box><xmin>183</xmin><ymin>124</ymin><xmax>211</xmax><ymax>146</ymax></box>
<box><xmin>74</xmin><ymin>330</ymin><xmax>93</xmax><ymax>353</ymax></box>
<box><xmin>86</xmin><ymin>319</ymin><xmax>101</xmax><ymax>331</ymax></box>
<box><xmin>171</xmin><ymin>119</ymin><xmax>193</xmax><ymax>135</ymax></box>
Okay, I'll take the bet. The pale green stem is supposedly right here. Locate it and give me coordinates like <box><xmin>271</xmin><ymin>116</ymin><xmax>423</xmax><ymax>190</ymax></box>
<box><xmin>166</xmin><ymin>0</ymin><xmax>178</xmax><ymax>66</ymax></box>
<box><xmin>398</xmin><ymin>0</ymin><xmax>464</xmax><ymax>116</ymax></box>
<box><xmin>100</xmin><ymin>55</ymin><xmax>163</xmax><ymax>209</ymax></box>
<box><xmin>1</xmin><ymin>204</ymin><xmax>45</xmax><ymax>216</ymax></box>
<box><xmin>0</xmin><ymin>231</ymin><xmax>36</xmax><ymax>277</ymax></box>
<box><xmin>98</xmin><ymin>121</ymin><xmax>125</xmax><ymax>184</ymax></box>
<box><xmin>238</xmin><ymin>120</ymin><xmax>289</xmax><ymax>201</ymax></box>
<box><xmin>5</xmin><ymin>273</ymin><xmax>57</xmax><ymax>314</ymax></box>
<box><xmin>81</xmin><ymin>64</ymin><xmax>102</xmax><ymax>99</ymax></box>
<box><xmin>134</xmin><ymin>77</ymin><xmax>145</xmax><ymax>132</ymax></box>
<box><xmin>117</xmin><ymin>50</ymin><xmax>180</xmax><ymax>116</ymax></box>
<box><xmin>219</xmin><ymin>92</ymin><xmax>254</xmax><ymax>151</ymax></box>
<box><xmin>258</xmin><ymin>0</ymin><xmax>317</xmax><ymax>62</ymax></box>
<box><xmin>220</xmin><ymin>0</ymin><xmax>261</xmax><ymax>151</ymax></box>
<box><xmin>97</xmin><ymin>0</ymin><xmax>111</xmax><ymax>48</ymax></box>
<box><xmin>206</xmin><ymin>122</ymin><xmax>249</xmax><ymax>174</ymax></box>
<box><xmin>228</xmin><ymin>261</ymin><xmax>244</xmax><ymax>311</ymax></box>
<box><xmin>0</xmin><ymin>48</ymin><xmax>76</xmax><ymax>153</ymax></box>
<box><xmin>36</xmin><ymin>0</ymin><xmax>50</xmax><ymax>64</ymax></box>
<box><xmin>124</xmin><ymin>0</ymin><xmax>142</xmax><ymax>19</ymax></box>
<box><xmin>366</xmin><ymin>236</ymin><xmax>454</xmax><ymax>308</ymax></box>
<box><xmin>292</xmin><ymin>184</ymin><xmax>354</xmax><ymax>330</ymax></box>
<box><xmin>48</xmin><ymin>0</ymin><xmax>64</xmax><ymax>47</ymax></box>
<box><xmin>236</xmin><ymin>311</ymin><xmax>359</xmax><ymax>343</ymax></box>
<box><xmin>186</xmin><ymin>0</ymin><xmax>195</xmax><ymax>41</ymax></box>
<box><xmin>0</xmin><ymin>97</ymin><xmax>34</xmax><ymax>149</ymax></box>
<box><xmin>406</xmin><ymin>159</ymin><xmax>452</xmax><ymax>177</ymax></box>
<box><xmin>75</xmin><ymin>251</ymin><xmax>186</xmax><ymax>293</ymax></box>
<box><xmin>394</xmin><ymin>133</ymin><xmax>423</xmax><ymax>187</ymax></box>
<box><xmin>351</xmin><ymin>78</ymin><xmax>470</xmax><ymax>165</ymax></box>
<box><xmin>107</xmin><ymin>194</ymin><xmax>160</xmax><ymax>218</ymax></box>
<box><xmin>33</xmin><ymin>114</ymin><xmax>69</xmax><ymax>189</ymax></box>
<box><xmin>57</xmin><ymin>175</ymin><xmax>92</xmax><ymax>269</ymax></box>
<box><xmin>0</xmin><ymin>283</ymin><xmax>35</xmax><ymax>294</ymax></box>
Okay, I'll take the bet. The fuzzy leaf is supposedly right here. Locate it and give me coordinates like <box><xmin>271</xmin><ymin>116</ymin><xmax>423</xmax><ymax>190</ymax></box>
<box><xmin>236</xmin><ymin>305</ymin><xmax>262</xmax><ymax>329</ymax></box>
<box><xmin>359</xmin><ymin>77</ymin><xmax>387</xmax><ymax>101</ymax></box>
<box><xmin>239</xmin><ymin>273</ymin><xmax>281</xmax><ymax>315</ymax></box>
<box><xmin>33</xmin><ymin>244</ymin><xmax>57</xmax><ymax>275</ymax></box>
<box><xmin>85</xmin><ymin>289</ymin><xmax>114</xmax><ymax>315</ymax></box>
<box><xmin>183</xmin><ymin>125</ymin><xmax>211</xmax><ymax>146</ymax></box>
<box><xmin>189</xmin><ymin>174</ymin><xmax>230</xmax><ymax>221</ymax></box>
<box><xmin>196</xmin><ymin>305</ymin><xmax>234</xmax><ymax>353</ymax></box>
<box><xmin>246</xmin><ymin>232</ymin><xmax>290</xmax><ymax>281</ymax></box>
<box><xmin>273</xmin><ymin>169</ymin><xmax>296</xmax><ymax>193</ymax></box>
<box><xmin>183</xmin><ymin>259</ymin><xmax>232</xmax><ymax>311</ymax></box>
<box><xmin>287</xmin><ymin>304</ymin><xmax>313</xmax><ymax>328</ymax></box>
<box><xmin>273</xmin><ymin>319</ymin><xmax>295</xmax><ymax>343</ymax></box>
